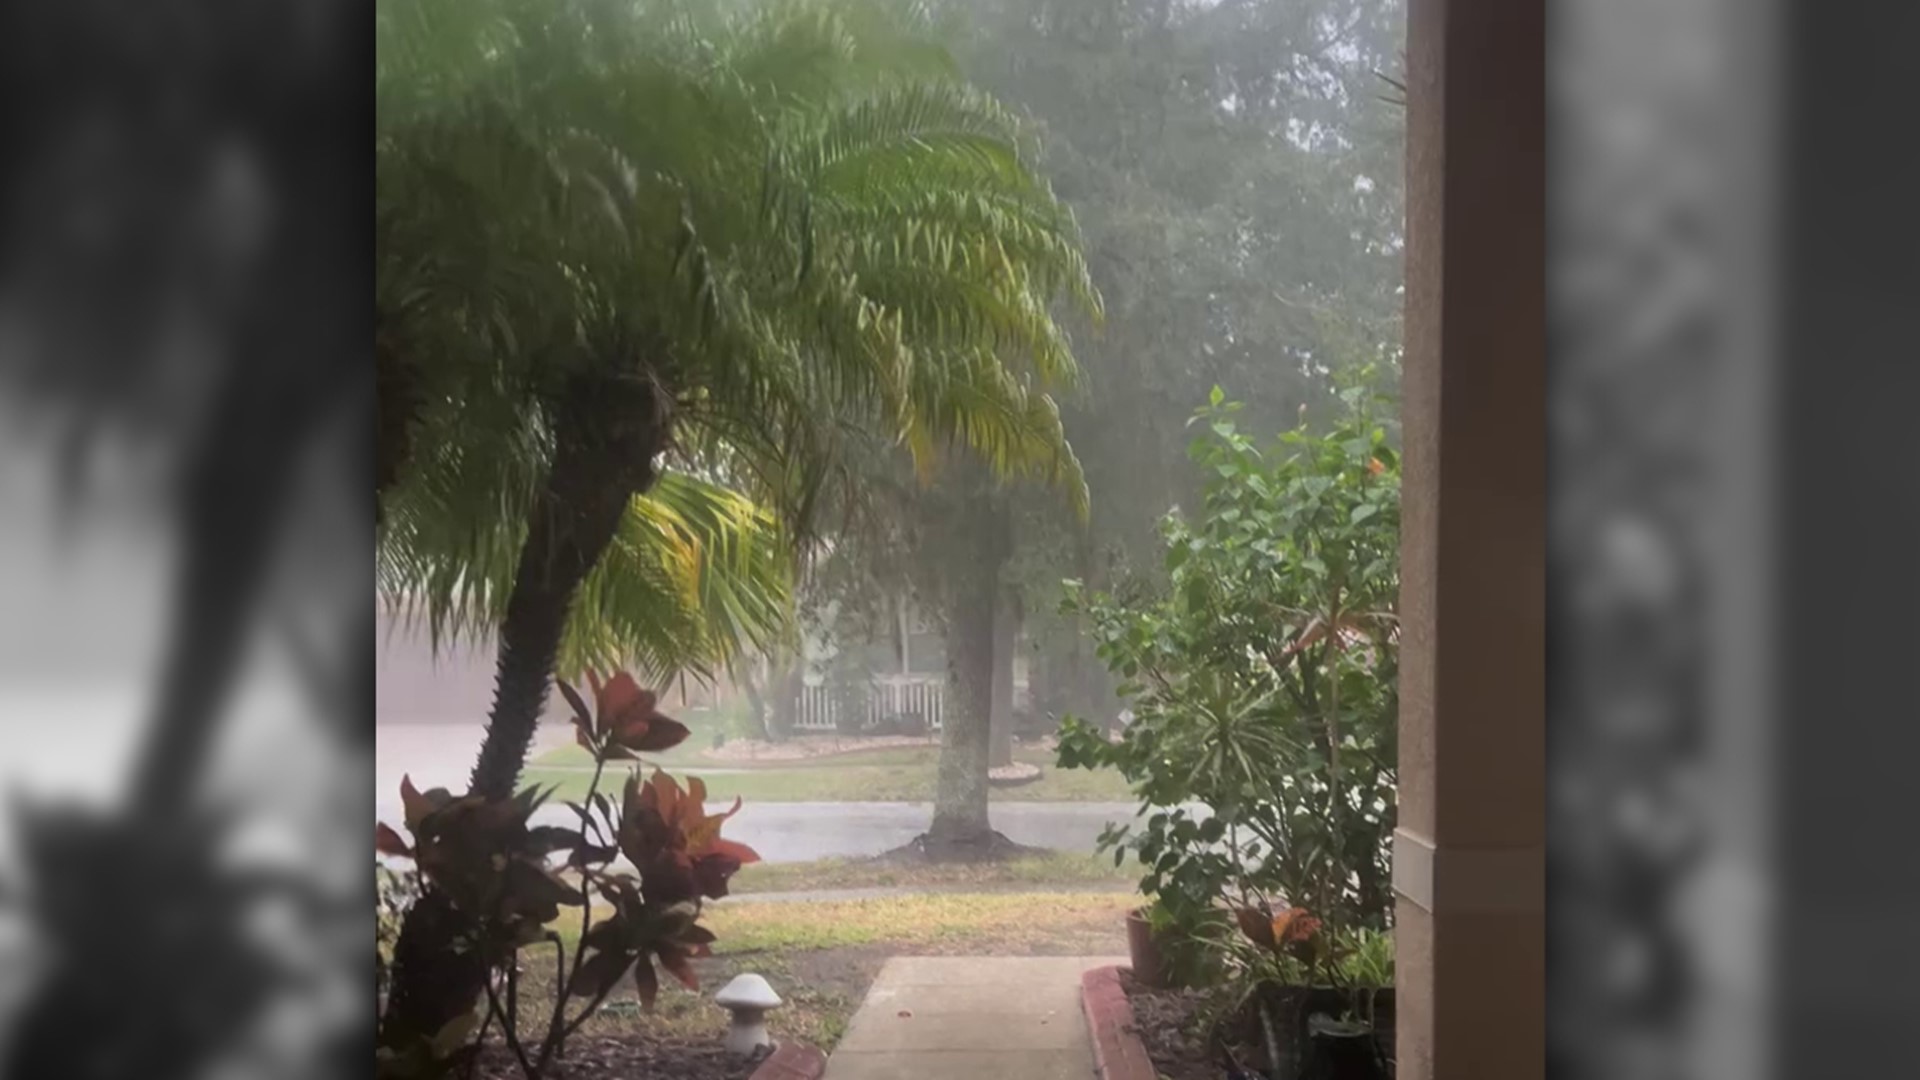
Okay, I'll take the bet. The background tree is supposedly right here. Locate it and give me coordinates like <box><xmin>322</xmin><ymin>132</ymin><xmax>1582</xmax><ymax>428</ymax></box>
<box><xmin>765</xmin><ymin>0</ymin><xmax>1406</xmax><ymax>856</ymax></box>
<box><xmin>935</xmin><ymin>0</ymin><xmax>1407</xmax><ymax>730</ymax></box>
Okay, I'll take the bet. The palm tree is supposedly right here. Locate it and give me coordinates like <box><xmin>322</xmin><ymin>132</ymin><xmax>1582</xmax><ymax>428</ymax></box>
<box><xmin>375</xmin><ymin>0</ymin><xmax>1100</xmax><ymax>1062</ymax></box>
<box><xmin>378</xmin><ymin>0</ymin><xmax>1097</xmax><ymax>796</ymax></box>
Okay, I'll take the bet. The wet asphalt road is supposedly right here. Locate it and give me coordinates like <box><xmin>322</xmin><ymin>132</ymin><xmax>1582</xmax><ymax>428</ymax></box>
<box><xmin>375</xmin><ymin>722</ymin><xmax>1163</xmax><ymax>863</ymax></box>
<box><xmin>373</xmin><ymin>795</ymin><xmax>1148</xmax><ymax>864</ymax></box>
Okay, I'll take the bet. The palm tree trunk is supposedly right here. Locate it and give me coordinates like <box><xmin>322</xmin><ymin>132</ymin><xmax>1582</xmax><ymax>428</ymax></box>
<box><xmin>380</xmin><ymin>377</ymin><xmax>663</xmax><ymax>1062</ymax></box>
<box><xmin>467</xmin><ymin>382</ymin><xmax>665</xmax><ymax>797</ymax></box>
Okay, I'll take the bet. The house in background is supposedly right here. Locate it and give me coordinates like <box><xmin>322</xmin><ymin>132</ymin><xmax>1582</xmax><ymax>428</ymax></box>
<box><xmin>787</xmin><ymin>595</ymin><xmax>1031</xmax><ymax>734</ymax></box>
<box><xmin>375</xmin><ymin>594</ymin><xmax>1028</xmax><ymax>738</ymax></box>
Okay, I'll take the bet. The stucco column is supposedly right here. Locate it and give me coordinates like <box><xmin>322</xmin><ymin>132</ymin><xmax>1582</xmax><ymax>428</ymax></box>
<box><xmin>1394</xmin><ymin>0</ymin><xmax>1545</xmax><ymax>1078</ymax></box>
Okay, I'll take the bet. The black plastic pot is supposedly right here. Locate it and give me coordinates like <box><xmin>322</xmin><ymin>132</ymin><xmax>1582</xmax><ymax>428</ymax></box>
<box><xmin>1299</xmin><ymin>1013</ymin><xmax>1390</xmax><ymax>1080</ymax></box>
<box><xmin>1265</xmin><ymin>987</ymin><xmax>1394</xmax><ymax>1080</ymax></box>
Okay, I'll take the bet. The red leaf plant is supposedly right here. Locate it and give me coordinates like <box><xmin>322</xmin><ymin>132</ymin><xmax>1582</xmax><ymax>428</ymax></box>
<box><xmin>374</xmin><ymin>674</ymin><xmax>750</xmax><ymax>1080</ymax></box>
<box><xmin>555</xmin><ymin>670</ymin><xmax>691</xmax><ymax>761</ymax></box>
<box><xmin>1235</xmin><ymin>903</ymin><xmax>1329</xmax><ymax>971</ymax></box>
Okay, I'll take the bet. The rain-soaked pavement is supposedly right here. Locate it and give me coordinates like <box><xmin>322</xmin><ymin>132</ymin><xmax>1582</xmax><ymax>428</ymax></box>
<box><xmin>375</xmin><ymin>722</ymin><xmax>1166</xmax><ymax>864</ymax></box>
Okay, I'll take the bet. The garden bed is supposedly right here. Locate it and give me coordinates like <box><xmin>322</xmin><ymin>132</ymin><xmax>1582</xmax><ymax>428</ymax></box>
<box><xmin>474</xmin><ymin>1034</ymin><xmax>756</xmax><ymax>1080</ymax></box>
<box><xmin>474</xmin><ymin>1036</ymin><xmax>827</xmax><ymax>1080</ymax></box>
<box><xmin>1117</xmin><ymin>969</ymin><xmax>1395</xmax><ymax>1080</ymax></box>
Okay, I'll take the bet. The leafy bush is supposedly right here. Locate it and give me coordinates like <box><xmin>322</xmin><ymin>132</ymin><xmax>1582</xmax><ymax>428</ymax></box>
<box><xmin>375</xmin><ymin>671</ymin><xmax>759</xmax><ymax>1079</ymax></box>
<box><xmin>1057</xmin><ymin>375</ymin><xmax>1400</xmax><ymax>976</ymax></box>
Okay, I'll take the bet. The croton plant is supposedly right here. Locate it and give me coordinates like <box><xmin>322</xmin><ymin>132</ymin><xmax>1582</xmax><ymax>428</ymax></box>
<box><xmin>375</xmin><ymin>671</ymin><xmax>758</xmax><ymax>1079</ymax></box>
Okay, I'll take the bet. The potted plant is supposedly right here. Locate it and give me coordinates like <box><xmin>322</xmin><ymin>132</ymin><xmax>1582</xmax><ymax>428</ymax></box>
<box><xmin>1231</xmin><ymin>911</ymin><xmax>1395</xmax><ymax>1080</ymax></box>
<box><xmin>1057</xmin><ymin>377</ymin><xmax>1402</xmax><ymax>1072</ymax></box>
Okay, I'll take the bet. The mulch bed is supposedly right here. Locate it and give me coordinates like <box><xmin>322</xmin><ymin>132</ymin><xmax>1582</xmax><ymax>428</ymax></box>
<box><xmin>473</xmin><ymin>1035</ymin><xmax>760</xmax><ymax>1080</ymax></box>
<box><xmin>1120</xmin><ymin>969</ymin><xmax>1269</xmax><ymax>1080</ymax></box>
<box><xmin>876</xmin><ymin>829</ymin><xmax>1044</xmax><ymax>864</ymax></box>
<box><xmin>1119</xmin><ymin>970</ymin><xmax>1396</xmax><ymax>1080</ymax></box>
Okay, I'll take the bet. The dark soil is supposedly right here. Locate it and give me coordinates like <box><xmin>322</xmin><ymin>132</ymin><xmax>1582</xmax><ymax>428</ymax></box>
<box><xmin>877</xmin><ymin>830</ymin><xmax>1044</xmax><ymax>864</ymax></box>
<box><xmin>473</xmin><ymin>1034</ymin><xmax>759</xmax><ymax>1080</ymax></box>
<box><xmin>784</xmin><ymin>943</ymin><xmax>893</xmax><ymax>993</ymax></box>
<box><xmin>1121</xmin><ymin>970</ymin><xmax>1396</xmax><ymax>1080</ymax></box>
<box><xmin>1121</xmin><ymin>969</ymin><xmax>1268</xmax><ymax>1080</ymax></box>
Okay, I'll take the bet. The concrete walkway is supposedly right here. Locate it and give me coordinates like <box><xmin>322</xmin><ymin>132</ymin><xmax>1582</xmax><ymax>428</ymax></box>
<box><xmin>824</xmin><ymin>956</ymin><xmax>1127</xmax><ymax>1080</ymax></box>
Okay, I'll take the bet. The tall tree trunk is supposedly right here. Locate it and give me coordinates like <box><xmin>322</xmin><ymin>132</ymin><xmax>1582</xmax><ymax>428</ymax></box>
<box><xmin>929</xmin><ymin>563</ymin><xmax>994</xmax><ymax>843</ymax></box>
<box><xmin>988</xmin><ymin>587</ymin><xmax>1019</xmax><ymax>768</ymax></box>
<box><xmin>769</xmin><ymin>660</ymin><xmax>802</xmax><ymax>741</ymax></box>
<box><xmin>926</xmin><ymin>492</ymin><xmax>1010</xmax><ymax>853</ymax></box>
<box><xmin>1068</xmin><ymin>533</ymin><xmax>1117</xmax><ymax>734</ymax></box>
<box><xmin>379</xmin><ymin>376</ymin><xmax>663</xmax><ymax>1065</ymax></box>
<box><xmin>740</xmin><ymin>660</ymin><xmax>770</xmax><ymax>740</ymax></box>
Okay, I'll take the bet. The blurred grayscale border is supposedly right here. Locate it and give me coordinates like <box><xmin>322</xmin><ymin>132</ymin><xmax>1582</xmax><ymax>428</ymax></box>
<box><xmin>0</xmin><ymin>1</ymin><xmax>368</xmax><ymax>1079</ymax></box>
<box><xmin>0</xmin><ymin>1</ymin><xmax>1909</xmax><ymax>1080</ymax></box>
<box><xmin>1547</xmin><ymin>1</ymin><xmax>1918</xmax><ymax>1080</ymax></box>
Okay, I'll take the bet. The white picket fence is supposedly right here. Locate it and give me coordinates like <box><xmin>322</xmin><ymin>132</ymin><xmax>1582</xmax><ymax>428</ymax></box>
<box><xmin>794</xmin><ymin>674</ymin><xmax>946</xmax><ymax>732</ymax></box>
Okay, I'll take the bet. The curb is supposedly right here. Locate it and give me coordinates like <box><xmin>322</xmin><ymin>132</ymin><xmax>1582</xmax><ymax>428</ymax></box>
<box><xmin>749</xmin><ymin>1041</ymin><xmax>827</xmax><ymax>1080</ymax></box>
<box><xmin>1081</xmin><ymin>965</ymin><xmax>1156</xmax><ymax>1080</ymax></box>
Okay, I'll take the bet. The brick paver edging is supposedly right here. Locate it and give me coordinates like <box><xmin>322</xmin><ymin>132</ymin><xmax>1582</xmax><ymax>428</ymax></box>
<box><xmin>1081</xmin><ymin>966</ymin><xmax>1156</xmax><ymax>1080</ymax></box>
<box><xmin>749</xmin><ymin>1041</ymin><xmax>826</xmax><ymax>1080</ymax></box>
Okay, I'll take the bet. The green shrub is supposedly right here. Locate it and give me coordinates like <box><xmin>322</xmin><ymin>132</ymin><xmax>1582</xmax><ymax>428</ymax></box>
<box><xmin>1058</xmin><ymin>372</ymin><xmax>1400</xmax><ymax>962</ymax></box>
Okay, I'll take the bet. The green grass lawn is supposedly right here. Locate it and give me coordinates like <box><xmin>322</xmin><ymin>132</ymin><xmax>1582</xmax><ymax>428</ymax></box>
<box><xmin>515</xmin><ymin>888</ymin><xmax>1137</xmax><ymax>1052</ymax></box>
<box><xmin>521</xmin><ymin>747</ymin><xmax>1132</xmax><ymax>803</ymax></box>
<box><xmin>530</xmin><ymin>739</ymin><xmax>982</xmax><ymax>771</ymax></box>
<box><xmin>526</xmin><ymin>734</ymin><xmax>952</xmax><ymax>768</ymax></box>
<box><xmin>531</xmin><ymin>740</ymin><xmax>728</xmax><ymax>771</ymax></box>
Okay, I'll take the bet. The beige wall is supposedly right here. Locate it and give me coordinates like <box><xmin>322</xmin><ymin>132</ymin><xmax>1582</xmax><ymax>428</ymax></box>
<box><xmin>1394</xmin><ymin>0</ymin><xmax>1546</xmax><ymax>1076</ymax></box>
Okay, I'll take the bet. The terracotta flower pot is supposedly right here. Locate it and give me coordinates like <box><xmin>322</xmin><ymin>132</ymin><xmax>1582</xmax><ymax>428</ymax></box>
<box><xmin>1125</xmin><ymin>907</ymin><xmax>1171</xmax><ymax>988</ymax></box>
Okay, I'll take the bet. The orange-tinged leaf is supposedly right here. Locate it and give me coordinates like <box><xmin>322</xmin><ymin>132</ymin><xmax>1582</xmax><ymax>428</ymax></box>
<box><xmin>711</xmin><ymin>838</ymin><xmax>760</xmax><ymax>866</ymax></box>
<box><xmin>647</xmin><ymin>770</ymin><xmax>685</xmax><ymax>822</ymax></box>
<box><xmin>596</xmin><ymin>673</ymin><xmax>651</xmax><ymax>732</ymax></box>
<box><xmin>375</xmin><ymin>822</ymin><xmax>412</xmax><ymax>858</ymax></box>
<box><xmin>658</xmin><ymin>947</ymin><xmax>699</xmax><ymax>992</ymax></box>
<box><xmin>1235</xmin><ymin>907</ymin><xmax>1275</xmax><ymax>948</ymax></box>
<box><xmin>683</xmin><ymin>795</ymin><xmax>743</xmax><ymax>852</ymax></box>
<box><xmin>1272</xmin><ymin>908</ymin><xmax>1321</xmax><ymax>945</ymax></box>
<box><xmin>617</xmin><ymin>715</ymin><xmax>689</xmax><ymax>753</ymax></box>
<box><xmin>399</xmin><ymin>776</ymin><xmax>433</xmax><ymax>832</ymax></box>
